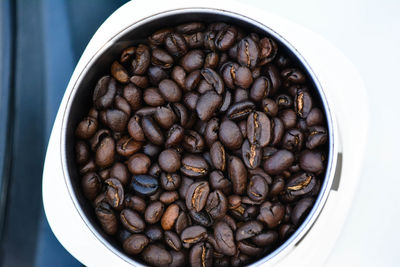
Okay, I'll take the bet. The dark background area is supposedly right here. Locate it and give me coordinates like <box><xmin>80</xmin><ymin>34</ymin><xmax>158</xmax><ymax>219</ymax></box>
<box><xmin>0</xmin><ymin>0</ymin><xmax>127</xmax><ymax>266</ymax></box>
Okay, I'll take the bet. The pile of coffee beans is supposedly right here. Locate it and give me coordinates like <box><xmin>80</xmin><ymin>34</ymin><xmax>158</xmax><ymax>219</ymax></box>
<box><xmin>74</xmin><ymin>21</ymin><xmax>328</xmax><ymax>267</ymax></box>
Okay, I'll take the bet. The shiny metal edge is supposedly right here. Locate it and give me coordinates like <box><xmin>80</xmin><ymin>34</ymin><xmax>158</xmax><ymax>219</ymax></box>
<box><xmin>60</xmin><ymin>7</ymin><xmax>339</xmax><ymax>266</ymax></box>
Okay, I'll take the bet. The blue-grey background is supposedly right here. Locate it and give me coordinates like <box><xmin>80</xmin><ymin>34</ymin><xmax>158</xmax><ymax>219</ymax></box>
<box><xmin>0</xmin><ymin>0</ymin><xmax>399</xmax><ymax>266</ymax></box>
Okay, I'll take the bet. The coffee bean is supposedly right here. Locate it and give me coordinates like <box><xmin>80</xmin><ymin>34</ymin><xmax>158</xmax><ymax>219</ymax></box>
<box><xmin>205</xmin><ymin>190</ymin><xmax>228</xmax><ymax>220</ymax></box>
<box><xmin>95</xmin><ymin>136</ymin><xmax>115</xmax><ymax>168</ymax></box>
<box><xmin>263</xmin><ymin>149</ymin><xmax>294</xmax><ymax>175</ymax></box>
<box><xmin>130</xmin><ymin>175</ymin><xmax>159</xmax><ymax>196</ymax></box>
<box><xmin>292</xmin><ymin>197</ymin><xmax>314</xmax><ymax>226</ymax></box>
<box><xmin>247</xmin><ymin>175</ymin><xmax>268</xmax><ymax>202</ymax></box>
<box><xmin>226</xmin><ymin>101</ymin><xmax>255</xmax><ymax>121</ymax></box>
<box><xmin>247</xmin><ymin>111</ymin><xmax>271</xmax><ymax>147</ymax></box>
<box><xmin>165</xmin><ymin>230</ymin><xmax>182</xmax><ymax>251</ymax></box>
<box><xmin>127</xmin><ymin>153</ymin><xmax>151</xmax><ymax>175</ymax></box>
<box><xmin>237</xmin><ymin>240</ymin><xmax>263</xmax><ymax>256</ymax></box>
<box><xmin>299</xmin><ymin>150</ymin><xmax>324</xmax><ymax>174</ymax></box>
<box><xmin>130</xmin><ymin>75</ymin><xmax>148</xmax><ymax>89</ymax></box>
<box><xmin>228</xmin><ymin>156</ymin><xmax>247</xmax><ymax>195</ymax></box>
<box><xmin>160</xmin><ymin>172</ymin><xmax>181</xmax><ymax>191</ymax></box>
<box><xmin>189</xmin><ymin>242</ymin><xmax>213</xmax><ymax>267</ymax></box>
<box><xmin>93</xmin><ymin>76</ymin><xmax>116</xmax><ymax>110</ymax></box>
<box><xmin>169</xmin><ymin>250</ymin><xmax>186</xmax><ymax>267</ymax></box>
<box><xmin>180</xmin><ymin>50</ymin><xmax>204</xmax><ymax>72</ymax></box>
<box><xmin>242</xmin><ymin>139</ymin><xmax>261</xmax><ymax>169</ymax></box>
<box><xmin>306</xmin><ymin>108</ymin><xmax>324</xmax><ymax>126</ymax></box>
<box><xmin>282</xmin><ymin>129</ymin><xmax>304</xmax><ymax>151</ymax></box>
<box><xmin>145</xmin><ymin>201</ymin><xmax>164</xmax><ymax>224</ymax></box>
<box><xmin>158</xmin><ymin>149</ymin><xmax>181</xmax><ymax>173</ymax></box>
<box><xmin>142</xmin><ymin>244</ymin><xmax>172</xmax><ymax>266</ymax></box>
<box><xmin>142</xmin><ymin>116</ymin><xmax>164</xmax><ymax>145</ymax></box>
<box><xmin>124</xmin><ymin>195</ymin><xmax>146</xmax><ymax>213</ymax></box>
<box><xmin>95</xmin><ymin>202</ymin><xmax>118</xmax><ymax>235</ymax></box>
<box><xmin>181</xmin><ymin>225</ymin><xmax>208</xmax><ymax>248</ymax></box>
<box><xmin>81</xmin><ymin>172</ymin><xmax>101</xmax><ymax>200</ymax></box>
<box><xmin>201</xmin><ymin>68</ymin><xmax>224</xmax><ymax>94</ymax></box>
<box><xmin>143</xmin><ymin>87</ymin><xmax>165</xmax><ymax>106</ymax></box>
<box><xmin>183</xmin><ymin>130</ymin><xmax>205</xmax><ymax>153</ymax></box>
<box><xmin>235</xmin><ymin>220</ymin><xmax>263</xmax><ymax>241</ymax></box>
<box><xmin>120</xmin><ymin>209</ymin><xmax>145</xmax><ymax>233</ymax></box>
<box><xmin>306</xmin><ymin>126</ymin><xmax>328</xmax><ymax>149</ymax></box>
<box><xmin>159</xmin><ymin>79</ymin><xmax>182</xmax><ymax>102</ymax></box>
<box><xmin>123</xmin><ymin>234</ymin><xmax>149</xmax><ymax>255</ymax></box>
<box><xmin>148</xmin><ymin>65</ymin><xmax>169</xmax><ymax>85</ymax></box>
<box><xmin>258</xmin><ymin>201</ymin><xmax>285</xmax><ymax>228</ymax></box>
<box><xmin>214</xmin><ymin>221</ymin><xmax>236</xmax><ymax>256</ymax></box>
<box><xmin>161</xmin><ymin>204</ymin><xmax>180</xmax><ymax>231</ymax></box>
<box><xmin>209</xmin><ymin>170</ymin><xmax>232</xmax><ymax>195</ymax></box>
<box><xmin>250</xmin><ymin>76</ymin><xmax>270</xmax><ymax>101</ymax></box>
<box><xmin>185</xmin><ymin>70</ymin><xmax>202</xmax><ymax>91</ymax></box>
<box><xmin>183</xmin><ymin>92</ymin><xmax>199</xmax><ymax>111</ymax></box>
<box><xmin>186</xmin><ymin>181</ymin><xmax>210</xmax><ymax>212</ymax></box>
<box><xmin>165</xmin><ymin>124</ymin><xmax>184</xmax><ymax>148</ymax></box>
<box><xmin>172</xmin><ymin>66</ymin><xmax>186</xmax><ymax>89</ymax></box>
<box><xmin>196</xmin><ymin>90</ymin><xmax>222</xmax><ymax>121</ymax></box>
<box><xmin>105</xmin><ymin>178</ymin><xmax>124</xmax><ymax>209</ymax></box>
<box><xmin>111</xmin><ymin>61</ymin><xmax>129</xmax><ymax>83</ymax></box>
<box><xmin>116</xmin><ymin>136</ymin><xmax>142</xmax><ymax>157</ymax></box>
<box><xmin>123</xmin><ymin>83</ymin><xmax>142</xmax><ymax>111</ymax></box>
<box><xmin>180</xmin><ymin>154</ymin><xmax>209</xmax><ymax>178</ymax></box>
<box><xmin>237</xmin><ymin>37</ymin><xmax>259</xmax><ymax>69</ymax></box>
<box><xmin>219</xmin><ymin>120</ymin><xmax>243</xmax><ymax>150</ymax></box>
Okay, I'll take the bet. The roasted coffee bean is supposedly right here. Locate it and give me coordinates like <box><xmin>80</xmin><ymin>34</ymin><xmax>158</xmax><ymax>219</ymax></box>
<box><xmin>95</xmin><ymin>202</ymin><xmax>118</xmax><ymax>235</ymax></box>
<box><xmin>235</xmin><ymin>220</ymin><xmax>263</xmax><ymax>241</ymax></box>
<box><xmin>124</xmin><ymin>195</ymin><xmax>146</xmax><ymax>213</ymax></box>
<box><xmin>123</xmin><ymin>234</ymin><xmax>149</xmax><ymax>255</ymax></box>
<box><xmin>145</xmin><ymin>201</ymin><xmax>164</xmax><ymax>224</ymax></box>
<box><xmin>237</xmin><ymin>37</ymin><xmax>259</xmax><ymax>69</ymax></box>
<box><xmin>131</xmin><ymin>175</ymin><xmax>159</xmax><ymax>196</ymax></box>
<box><xmin>226</xmin><ymin>100</ymin><xmax>255</xmax><ymax>121</ymax></box>
<box><xmin>127</xmin><ymin>153</ymin><xmax>150</xmax><ymax>174</ymax></box>
<box><xmin>93</xmin><ymin>76</ymin><xmax>116</xmax><ymax>110</ymax></box>
<box><xmin>183</xmin><ymin>130</ymin><xmax>205</xmax><ymax>153</ymax></box>
<box><xmin>189</xmin><ymin>242</ymin><xmax>213</xmax><ymax>267</ymax></box>
<box><xmin>161</xmin><ymin>204</ymin><xmax>180</xmax><ymax>231</ymax></box>
<box><xmin>76</xmin><ymin>21</ymin><xmax>329</xmax><ymax>266</ymax></box>
<box><xmin>116</xmin><ymin>136</ymin><xmax>142</xmax><ymax>157</ymax></box>
<box><xmin>123</xmin><ymin>83</ymin><xmax>142</xmax><ymax>111</ymax></box>
<box><xmin>282</xmin><ymin>129</ymin><xmax>304</xmax><ymax>151</ymax></box>
<box><xmin>228</xmin><ymin>156</ymin><xmax>247</xmax><ymax>195</ymax></box>
<box><xmin>306</xmin><ymin>108</ymin><xmax>324</xmax><ymax>126</ymax></box>
<box><xmin>247</xmin><ymin>111</ymin><xmax>271</xmax><ymax>147</ymax></box>
<box><xmin>263</xmin><ymin>149</ymin><xmax>294</xmax><ymax>175</ymax></box>
<box><xmin>247</xmin><ymin>175</ymin><xmax>268</xmax><ymax>202</ymax></box>
<box><xmin>300</xmin><ymin>150</ymin><xmax>324</xmax><ymax>174</ymax></box>
<box><xmin>292</xmin><ymin>197</ymin><xmax>314</xmax><ymax>226</ymax></box>
<box><xmin>185</xmin><ymin>70</ymin><xmax>202</xmax><ymax>91</ymax></box>
<box><xmin>142</xmin><ymin>244</ymin><xmax>172</xmax><ymax>266</ymax></box>
<box><xmin>186</xmin><ymin>181</ymin><xmax>210</xmax><ymax>212</ymax></box>
<box><xmin>143</xmin><ymin>87</ymin><xmax>165</xmax><ymax>107</ymax></box>
<box><xmin>306</xmin><ymin>126</ymin><xmax>328</xmax><ymax>149</ymax></box>
<box><xmin>158</xmin><ymin>149</ymin><xmax>181</xmax><ymax>173</ymax></box>
<box><xmin>214</xmin><ymin>221</ymin><xmax>236</xmax><ymax>256</ymax></box>
<box><xmin>205</xmin><ymin>190</ymin><xmax>228</xmax><ymax>220</ymax></box>
<box><xmin>142</xmin><ymin>116</ymin><xmax>164</xmax><ymax>145</ymax></box>
<box><xmin>75</xmin><ymin>117</ymin><xmax>98</xmax><ymax>139</ymax></box>
<box><xmin>181</xmin><ymin>154</ymin><xmax>209</xmax><ymax>178</ymax></box>
<box><xmin>196</xmin><ymin>90</ymin><xmax>222</xmax><ymax>121</ymax></box>
<box><xmin>181</xmin><ymin>225</ymin><xmax>208</xmax><ymax>248</ymax></box>
<box><xmin>165</xmin><ymin>231</ymin><xmax>182</xmax><ymax>251</ymax></box>
<box><xmin>120</xmin><ymin>209</ymin><xmax>145</xmax><ymax>233</ymax></box>
<box><xmin>81</xmin><ymin>172</ymin><xmax>101</xmax><ymax>200</ymax></box>
<box><xmin>160</xmin><ymin>172</ymin><xmax>181</xmax><ymax>191</ymax></box>
<box><xmin>251</xmin><ymin>230</ymin><xmax>278</xmax><ymax>247</ymax></box>
<box><xmin>104</xmin><ymin>178</ymin><xmax>124</xmax><ymax>209</ymax></box>
<box><xmin>219</xmin><ymin>120</ymin><xmax>243</xmax><ymax>150</ymax></box>
<box><xmin>165</xmin><ymin>124</ymin><xmax>184</xmax><ymax>148</ymax></box>
<box><xmin>258</xmin><ymin>201</ymin><xmax>285</xmax><ymax>228</ymax></box>
<box><xmin>209</xmin><ymin>170</ymin><xmax>232</xmax><ymax>195</ymax></box>
<box><xmin>242</xmin><ymin>139</ymin><xmax>261</xmax><ymax>169</ymax></box>
<box><xmin>158</xmin><ymin>79</ymin><xmax>182</xmax><ymax>102</ymax></box>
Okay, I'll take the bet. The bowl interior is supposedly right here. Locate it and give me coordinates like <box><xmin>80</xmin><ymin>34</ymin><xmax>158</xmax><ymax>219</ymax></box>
<box><xmin>62</xmin><ymin>8</ymin><xmax>333</xmax><ymax>266</ymax></box>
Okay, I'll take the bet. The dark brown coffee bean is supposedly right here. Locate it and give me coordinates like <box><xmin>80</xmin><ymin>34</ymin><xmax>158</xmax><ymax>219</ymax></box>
<box><xmin>143</xmin><ymin>87</ymin><xmax>165</xmax><ymax>106</ymax></box>
<box><xmin>189</xmin><ymin>242</ymin><xmax>213</xmax><ymax>267</ymax></box>
<box><xmin>184</xmin><ymin>70</ymin><xmax>202</xmax><ymax>91</ymax></box>
<box><xmin>258</xmin><ymin>37</ymin><xmax>278</xmax><ymax>65</ymax></box>
<box><xmin>189</xmin><ymin>210</ymin><xmax>213</xmax><ymax>228</ymax></box>
<box><xmin>292</xmin><ymin>197</ymin><xmax>314</xmax><ymax>226</ymax></box>
<box><xmin>148</xmin><ymin>65</ymin><xmax>169</xmax><ymax>86</ymax></box>
<box><xmin>164</xmin><ymin>231</ymin><xmax>182</xmax><ymax>251</ymax></box>
<box><xmin>75</xmin><ymin>141</ymin><xmax>90</xmax><ymax>165</ymax></box>
<box><xmin>237</xmin><ymin>240</ymin><xmax>263</xmax><ymax>256</ymax></box>
<box><xmin>219</xmin><ymin>120</ymin><xmax>243</xmax><ymax>150</ymax></box>
<box><xmin>114</xmin><ymin>95</ymin><xmax>131</xmax><ymax>116</ymax></box>
<box><xmin>263</xmin><ymin>149</ymin><xmax>294</xmax><ymax>175</ymax></box>
<box><xmin>165</xmin><ymin>124</ymin><xmax>184</xmax><ymax>148</ymax></box>
<box><xmin>215</xmin><ymin>26</ymin><xmax>237</xmax><ymax>51</ymax></box>
<box><xmin>130</xmin><ymin>75</ymin><xmax>148</xmax><ymax>89</ymax></box>
<box><xmin>132</xmin><ymin>44</ymin><xmax>150</xmax><ymax>75</ymax></box>
<box><xmin>261</xmin><ymin>98</ymin><xmax>278</xmax><ymax>117</ymax></box>
<box><xmin>160</xmin><ymin>191</ymin><xmax>179</xmax><ymax>205</ymax></box>
<box><xmin>228</xmin><ymin>156</ymin><xmax>247</xmax><ymax>195</ymax></box>
<box><xmin>235</xmin><ymin>220</ymin><xmax>263</xmax><ymax>241</ymax></box>
<box><xmin>247</xmin><ymin>111</ymin><xmax>271</xmax><ymax>147</ymax></box>
<box><xmin>247</xmin><ymin>175</ymin><xmax>268</xmax><ymax>202</ymax></box>
<box><xmin>93</xmin><ymin>76</ymin><xmax>116</xmax><ymax>110</ymax></box>
<box><xmin>160</xmin><ymin>203</ymin><xmax>180</xmax><ymax>231</ymax></box>
<box><xmin>154</xmin><ymin>106</ymin><xmax>177</xmax><ymax>129</ymax></box>
<box><xmin>127</xmin><ymin>115</ymin><xmax>145</xmax><ymax>141</ymax></box>
<box><xmin>251</xmin><ymin>230</ymin><xmax>278</xmax><ymax>247</ymax></box>
<box><xmin>175</xmin><ymin>22</ymin><xmax>205</xmax><ymax>34</ymax></box>
<box><xmin>180</xmin><ymin>50</ymin><xmax>204</xmax><ymax>72</ymax></box>
<box><xmin>124</xmin><ymin>195</ymin><xmax>146</xmax><ymax>213</ymax></box>
<box><xmin>131</xmin><ymin>175</ymin><xmax>159</xmax><ymax>196</ymax></box>
<box><xmin>75</xmin><ymin>117</ymin><xmax>98</xmax><ymax>139</ymax></box>
<box><xmin>281</xmin><ymin>68</ymin><xmax>306</xmax><ymax>84</ymax></box>
<box><xmin>306</xmin><ymin>126</ymin><xmax>328</xmax><ymax>149</ymax></box>
<box><xmin>117</xmin><ymin>229</ymin><xmax>132</xmax><ymax>244</ymax></box>
<box><xmin>205</xmin><ymin>190</ymin><xmax>228</xmax><ymax>220</ymax></box>
<box><xmin>204</xmin><ymin>52</ymin><xmax>219</xmax><ymax>69</ymax></box>
<box><xmin>196</xmin><ymin>90</ymin><xmax>222</xmax><ymax>121</ymax></box>
<box><xmin>79</xmin><ymin>158</ymin><xmax>96</xmax><ymax>175</ymax></box>
<box><xmin>120</xmin><ymin>46</ymin><xmax>135</xmax><ymax>63</ymax></box>
<box><xmin>175</xmin><ymin>211</ymin><xmax>190</xmax><ymax>235</ymax></box>
<box><xmin>181</xmin><ymin>154</ymin><xmax>209</xmax><ymax>178</ymax></box>
<box><xmin>95</xmin><ymin>202</ymin><xmax>118</xmax><ymax>235</ymax></box>
<box><xmin>234</xmin><ymin>66</ymin><xmax>253</xmax><ymax>88</ymax></box>
<box><xmin>282</xmin><ymin>129</ymin><xmax>304</xmax><ymax>151</ymax></box>
<box><xmin>279</xmin><ymin>224</ymin><xmax>295</xmax><ymax>240</ymax></box>
<box><xmin>145</xmin><ymin>201</ymin><xmax>164</xmax><ymax>224</ymax></box>
<box><xmin>183</xmin><ymin>92</ymin><xmax>200</xmax><ymax>111</ymax></box>
<box><xmin>213</xmin><ymin>221</ymin><xmax>236</xmax><ymax>256</ymax></box>
<box><xmin>158</xmin><ymin>79</ymin><xmax>182</xmax><ymax>102</ymax></box>
<box><xmin>111</xmin><ymin>61</ymin><xmax>129</xmax><ymax>83</ymax></box>
<box><xmin>171</xmin><ymin>66</ymin><xmax>186</xmax><ymax>90</ymax></box>
<box><xmin>149</xmin><ymin>28</ymin><xmax>173</xmax><ymax>45</ymax></box>
<box><xmin>299</xmin><ymin>150</ymin><xmax>324</xmax><ymax>174</ymax></box>
<box><xmin>127</xmin><ymin>153</ymin><xmax>150</xmax><ymax>175</ymax></box>
<box><xmin>306</xmin><ymin>108</ymin><xmax>324</xmax><ymax>126</ymax></box>
<box><xmin>160</xmin><ymin>172</ymin><xmax>181</xmax><ymax>191</ymax></box>
<box><xmin>204</xmin><ymin>118</ymin><xmax>219</xmax><ymax>147</ymax></box>
<box><xmin>221</xmin><ymin>62</ymin><xmax>238</xmax><ymax>89</ymax></box>
<box><xmin>81</xmin><ymin>172</ymin><xmax>101</xmax><ymax>200</ymax></box>
<box><xmin>181</xmin><ymin>225</ymin><xmax>208</xmax><ymax>248</ymax></box>
<box><xmin>265</xmin><ymin>64</ymin><xmax>281</xmax><ymax>95</ymax></box>
<box><xmin>201</xmin><ymin>68</ymin><xmax>224</xmax><ymax>94</ymax></box>
<box><xmin>258</xmin><ymin>201</ymin><xmax>285</xmax><ymax>228</ymax></box>
<box><xmin>142</xmin><ymin>116</ymin><xmax>164</xmax><ymax>145</ymax></box>
<box><xmin>171</xmin><ymin>103</ymin><xmax>190</xmax><ymax>127</ymax></box>
<box><xmin>104</xmin><ymin>178</ymin><xmax>124</xmax><ymax>209</ymax></box>
<box><xmin>209</xmin><ymin>170</ymin><xmax>232</xmax><ymax>195</ymax></box>
<box><xmin>120</xmin><ymin>209</ymin><xmax>145</xmax><ymax>233</ymax></box>
<box><xmin>250</xmin><ymin>76</ymin><xmax>270</xmax><ymax>101</ymax></box>
<box><xmin>183</xmin><ymin>130</ymin><xmax>205</xmax><ymax>153</ymax></box>
<box><xmin>269</xmin><ymin>176</ymin><xmax>285</xmax><ymax>197</ymax></box>
<box><xmin>271</xmin><ymin>117</ymin><xmax>285</xmax><ymax>146</ymax></box>
<box><xmin>169</xmin><ymin>250</ymin><xmax>186</xmax><ymax>267</ymax></box>
<box><xmin>226</xmin><ymin>100</ymin><xmax>255</xmax><ymax>121</ymax></box>
<box><xmin>237</xmin><ymin>37</ymin><xmax>259</xmax><ymax>69</ymax></box>
<box><xmin>186</xmin><ymin>181</ymin><xmax>210</xmax><ymax>212</ymax></box>
<box><xmin>294</xmin><ymin>89</ymin><xmax>312</xmax><ymax>118</ymax></box>
<box><xmin>158</xmin><ymin>149</ymin><xmax>181</xmax><ymax>173</ymax></box>
<box><xmin>123</xmin><ymin>83</ymin><xmax>142</xmax><ymax>111</ymax></box>
<box><xmin>142</xmin><ymin>244</ymin><xmax>172</xmax><ymax>266</ymax></box>
<box><xmin>203</xmin><ymin>30</ymin><xmax>217</xmax><ymax>51</ymax></box>
<box><xmin>123</xmin><ymin>234</ymin><xmax>149</xmax><ymax>255</ymax></box>
<box><xmin>152</xmin><ymin>48</ymin><xmax>174</xmax><ymax>68</ymax></box>
<box><xmin>210</xmin><ymin>141</ymin><xmax>226</xmax><ymax>171</ymax></box>
<box><xmin>95</xmin><ymin>136</ymin><xmax>115</xmax><ymax>168</ymax></box>
<box><xmin>145</xmin><ymin>225</ymin><xmax>163</xmax><ymax>242</ymax></box>
<box><xmin>197</xmin><ymin>79</ymin><xmax>213</xmax><ymax>94</ymax></box>
<box><xmin>241</xmin><ymin>139</ymin><xmax>261</xmax><ymax>169</ymax></box>
<box><xmin>184</xmin><ymin>32</ymin><xmax>205</xmax><ymax>49</ymax></box>
<box><xmin>103</xmin><ymin>109</ymin><xmax>129</xmax><ymax>132</ymax></box>
<box><xmin>116</xmin><ymin>136</ymin><xmax>142</xmax><ymax>157</ymax></box>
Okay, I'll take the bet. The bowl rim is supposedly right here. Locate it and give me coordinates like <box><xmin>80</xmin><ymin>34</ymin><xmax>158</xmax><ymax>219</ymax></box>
<box><xmin>60</xmin><ymin>7</ymin><xmax>338</xmax><ymax>266</ymax></box>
